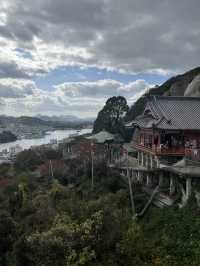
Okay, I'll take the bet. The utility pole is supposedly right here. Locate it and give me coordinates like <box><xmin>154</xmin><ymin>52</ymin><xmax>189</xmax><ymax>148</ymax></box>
<box><xmin>48</xmin><ymin>159</ymin><xmax>54</xmax><ymax>184</ymax></box>
<box><xmin>91</xmin><ymin>141</ymin><xmax>94</xmax><ymax>190</ymax></box>
<box><xmin>126</xmin><ymin>151</ymin><xmax>135</xmax><ymax>216</ymax></box>
<box><xmin>128</xmin><ymin>171</ymin><xmax>135</xmax><ymax>216</ymax></box>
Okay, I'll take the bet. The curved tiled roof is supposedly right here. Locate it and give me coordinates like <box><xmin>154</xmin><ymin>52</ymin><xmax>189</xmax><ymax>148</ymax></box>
<box><xmin>132</xmin><ymin>114</ymin><xmax>157</xmax><ymax>128</ymax></box>
<box><xmin>128</xmin><ymin>96</ymin><xmax>200</xmax><ymax>130</ymax></box>
<box><xmin>87</xmin><ymin>130</ymin><xmax>114</xmax><ymax>143</ymax></box>
<box><xmin>154</xmin><ymin>96</ymin><xmax>200</xmax><ymax>130</ymax></box>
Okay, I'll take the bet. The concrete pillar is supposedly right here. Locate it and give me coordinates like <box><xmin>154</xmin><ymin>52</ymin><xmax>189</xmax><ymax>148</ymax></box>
<box><xmin>138</xmin><ymin>171</ymin><xmax>143</xmax><ymax>183</ymax></box>
<box><xmin>145</xmin><ymin>153</ymin><xmax>148</xmax><ymax>168</ymax></box>
<box><xmin>146</xmin><ymin>173</ymin><xmax>151</xmax><ymax>186</ymax></box>
<box><xmin>129</xmin><ymin>169</ymin><xmax>132</xmax><ymax>178</ymax></box>
<box><xmin>186</xmin><ymin>178</ymin><xmax>192</xmax><ymax>200</ymax></box>
<box><xmin>145</xmin><ymin>154</ymin><xmax>147</xmax><ymax>168</ymax></box>
<box><xmin>150</xmin><ymin>155</ymin><xmax>153</xmax><ymax>169</ymax></box>
<box><xmin>159</xmin><ymin>172</ymin><xmax>164</xmax><ymax>187</ymax></box>
<box><xmin>126</xmin><ymin>168</ymin><xmax>129</xmax><ymax>177</ymax></box>
<box><xmin>137</xmin><ymin>171</ymin><xmax>140</xmax><ymax>182</ymax></box>
<box><xmin>169</xmin><ymin>174</ymin><xmax>176</xmax><ymax>195</ymax></box>
<box><xmin>156</xmin><ymin>157</ymin><xmax>159</xmax><ymax>168</ymax></box>
<box><xmin>146</xmin><ymin>154</ymin><xmax>149</xmax><ymax>168</ymax></box>
<box><xmin>148</xmin><ymin>155</ymin><xmax>151</xmax><ymax>169</ymax></box>
<box><xmin>132</xmin><ymin>170</ymin><xmax>136</xmax><ymax>183</ymax></box>
<box><xmin>157</xmin><ymin>157</ymin><xmax>160</xmax><ymax>168</ymax></box>
<box><xmin>141</xmin><ymin>152</ymin><xmax>144</xmax><ymax>167</ymax></box>
<box><xmin>137</xmin><ymin>152</ymin><xmax>141</xmax><ymax>165</ymax></box>
<box><xmin>136</xmin><ymin>171</ymin><xmax>138</xmax><ymax>181</ymax></box>
<box><xmin>131</xmin><ymin>169</ymin><xmax>134</xmax><ymax>180</ymax></box>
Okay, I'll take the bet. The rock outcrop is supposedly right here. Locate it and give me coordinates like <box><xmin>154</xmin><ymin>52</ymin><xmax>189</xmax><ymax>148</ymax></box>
<box><xmin>184</xmin><ymin>74</ymin><xmax>200</xmax><ymax>97</ymax></box>
<box><xmin>125</xmin><ymin>67</ymin><xmax>200</xmax><ymax>122</ymax></box>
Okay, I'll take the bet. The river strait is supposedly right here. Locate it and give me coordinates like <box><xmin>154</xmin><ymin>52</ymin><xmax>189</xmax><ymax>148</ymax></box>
<box><xmin>0</xmin><ymin>128</ymin><xmax>92</xmax><ymax>152</ymax></box>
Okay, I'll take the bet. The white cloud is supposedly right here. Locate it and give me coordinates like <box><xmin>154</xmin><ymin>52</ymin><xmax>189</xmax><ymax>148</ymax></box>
<box><xmin>55</xmin><ymin>79</ymin><xmax>122</xmax><ymax>98</ymax></box>
<box><xmin>0</xmin><ymin>79</ymin><xmax>152</xmax><ymax>117</ymax></box>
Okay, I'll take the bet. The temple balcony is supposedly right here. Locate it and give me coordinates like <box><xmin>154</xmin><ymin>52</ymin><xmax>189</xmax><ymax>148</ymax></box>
<box><xmin>132</xmin><ymin>142</ymin><xmax>186</xmax><ymax>156</ymax></box>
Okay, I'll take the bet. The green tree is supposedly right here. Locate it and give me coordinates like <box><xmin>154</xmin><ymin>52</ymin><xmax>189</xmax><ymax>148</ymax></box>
<box><xmin>15</xmin><ymin>149</ymin><xmax>44</xmax><ymax>170</ymax></box>
<box><xmin>93</xmin><ymin>96</ymin><xmax>129</xmax><ymax>134</ymax></box>
<box><xmin>14</xmin><ymin>212</ymin><xmax>103</xmax><ymax>266</ymax></box>
<box><xmin>0</xmin><ymin>211</ymin><xmax>19</xmax><ymax>265</ymax></box>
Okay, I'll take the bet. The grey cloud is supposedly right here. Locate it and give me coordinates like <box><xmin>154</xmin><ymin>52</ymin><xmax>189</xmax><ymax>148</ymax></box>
<box><xmin>0</xmin><ymin>61</ymin><xmax>30</xmax><ymax>79</ymax></box>
<box><xmin>56</xmin><ymin>80</ymin><xmax>122</xmax><ymax>98</ymax></box>
<box><xmin>4</xmin><ymin>0</ymin><xmax>106</xmax><ymax>45</ymax></box>
<box><xmin>0</xmin><ymin>59</ymin><xmax>48</xmax><ymax>79</ymax></box>
<box><xmin>55</xmin><ymin>79</ymin><xmax>151</xmax><ymax>100</ymax></box>
<box><xmin>1</xmin><ymin>0</ymin><xmax>199</xmax><ymax>73</ymax></box>
<box><xmin>0</xmin><ymin>80</ymin><xmax>35</xmax><ymax>98</ymax></box>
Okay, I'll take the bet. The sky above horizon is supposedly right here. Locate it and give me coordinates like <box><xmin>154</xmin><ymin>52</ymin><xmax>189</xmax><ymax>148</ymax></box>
<box><xmin>0</xmin><ymin>0</ymin><xmax>200</xmax><ymax>118</ymax></box>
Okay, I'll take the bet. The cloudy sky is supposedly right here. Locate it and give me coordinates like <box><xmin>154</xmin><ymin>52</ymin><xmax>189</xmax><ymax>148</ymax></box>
<box><xmin>0</xmin><ymin>0</ymin><xmax>199</xmax><ymax>118</ymax></box>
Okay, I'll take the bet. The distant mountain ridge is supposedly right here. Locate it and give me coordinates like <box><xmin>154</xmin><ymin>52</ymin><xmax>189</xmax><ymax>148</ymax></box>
<box><xmin>36</xmin><ymin>114</ymin><xmax>95</xmax><ymax>123</ymax></box>
<box><xmin>0</xmin><ymin>115</ymin><xmax>94</xmax><ymax>127</ymax></box>
<box><xmin>125</xmin><ymin>66</ymin><xmax>200</xmax><ymax>121</ymax></box>
<box><xmin>0</xmin><ymin>115</ymin><xmax>63</xmax><ymax>128</ymax></box>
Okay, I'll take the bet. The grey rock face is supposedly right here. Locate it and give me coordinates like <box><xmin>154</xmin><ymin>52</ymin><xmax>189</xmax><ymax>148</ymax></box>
<box><xmin>170</xmin><ymin>80</ymin><xmax>186</xmax><ymax>96</ymax></box>
<box><xmin>169</xmin><ymin>74</ymin><xmax>197</xmax><ymax>96</ymax></box>
<box><xmin>184</xmin><ymin>74</ymin><xmax>200</xmax><ymax>96</ymax></box>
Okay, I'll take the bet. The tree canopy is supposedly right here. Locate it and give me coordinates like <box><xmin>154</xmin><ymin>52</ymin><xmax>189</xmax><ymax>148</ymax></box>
<box><xmin>93</xmin><ymin>96</ymin><xmax>129</xmax><ymax>134</ymax></box>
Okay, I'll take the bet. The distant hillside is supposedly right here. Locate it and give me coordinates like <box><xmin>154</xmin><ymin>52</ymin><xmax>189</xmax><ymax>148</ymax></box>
<box><xmin>37</xmin><ymin>114</ymin><xmax>79</xmax><ymax>123</ymax></box>
<box><xmin>16</xmin><ymin>116</ymin><xmax>51</xmax><ymax>126</ymax></box>
<box><xmin>37</xmin><ymin>114</ymin><xmax>95</xmax><ymax>124</ymax></box>
<box><xmin>0</xmin><ymin>115</ymin><xmax>93</xmax><ymax>129</ymax></box>
<box><xmin>125</xmin><ymin>67</ymin><xmax>200</xmax><ymax>121</ymax></box>
<box><xmin>0</xmin><ymin>115</ymin><xmax>63</xmax><ymax>128</ymax></box>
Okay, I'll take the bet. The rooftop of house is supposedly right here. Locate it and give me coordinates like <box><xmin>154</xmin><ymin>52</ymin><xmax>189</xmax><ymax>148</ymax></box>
<box><xmin>87</xmin><ymin>130</ymin><xmax>115</xmax><ymax>143</ymax></box>
<box><xmin>127</xmin><ymin>96</ymin><xmax>200</xmax><ymax>131</ymax></box>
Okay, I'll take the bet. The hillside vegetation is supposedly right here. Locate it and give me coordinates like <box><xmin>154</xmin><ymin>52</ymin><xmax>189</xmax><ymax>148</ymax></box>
<box><xmin>0</xmin><ymin>148</ymin><xmax>200</xmax><ymax>265</ymax></box>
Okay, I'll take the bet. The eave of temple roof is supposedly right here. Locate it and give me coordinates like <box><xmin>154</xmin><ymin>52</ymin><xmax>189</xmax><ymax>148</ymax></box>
<box><xmin>127</xmin><ymin>96</ymin><xmax>200</xmax><ymax>131</ymax></box>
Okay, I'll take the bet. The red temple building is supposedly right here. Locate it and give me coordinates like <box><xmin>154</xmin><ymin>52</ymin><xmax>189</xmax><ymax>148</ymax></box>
<box><xmin>127</xmin><ymin>96</ymin><xmax>200</xmax><ymax>165</ymax></box>
<box><xmin>123</xmin><ymin>96</ymin><xmax>200</xmax><ymax>207</ymax></box>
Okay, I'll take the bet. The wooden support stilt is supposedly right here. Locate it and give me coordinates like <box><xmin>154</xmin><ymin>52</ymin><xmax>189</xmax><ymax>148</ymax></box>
<box><xmin>137</xmin><ymin>186</ymin><xmax>159</xmax><ymax>217</ymax></box>
<box><xmin>128</xmin><ymin>169</ymin><xmax>135</xmax><ymax>216</ymax></box>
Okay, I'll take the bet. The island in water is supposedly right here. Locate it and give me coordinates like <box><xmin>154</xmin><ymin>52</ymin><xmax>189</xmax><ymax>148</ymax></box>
<box><xmin>0</xmin><ymin>131</ymin><xmax>17</xmax><ymax>144</ymax></box>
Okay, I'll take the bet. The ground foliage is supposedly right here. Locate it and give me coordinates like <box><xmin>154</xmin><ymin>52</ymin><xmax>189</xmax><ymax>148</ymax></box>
<box><xmin>0</xmin><ymin>153</ymin><xmax>200</xmax><ymax>265</ymax></box>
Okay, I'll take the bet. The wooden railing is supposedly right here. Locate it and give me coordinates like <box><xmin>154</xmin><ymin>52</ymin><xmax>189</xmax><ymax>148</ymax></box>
<box><xmin>132</xmin><ymin>142</ymin><xmax>185</xmax><ymax>156</ymax></box>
